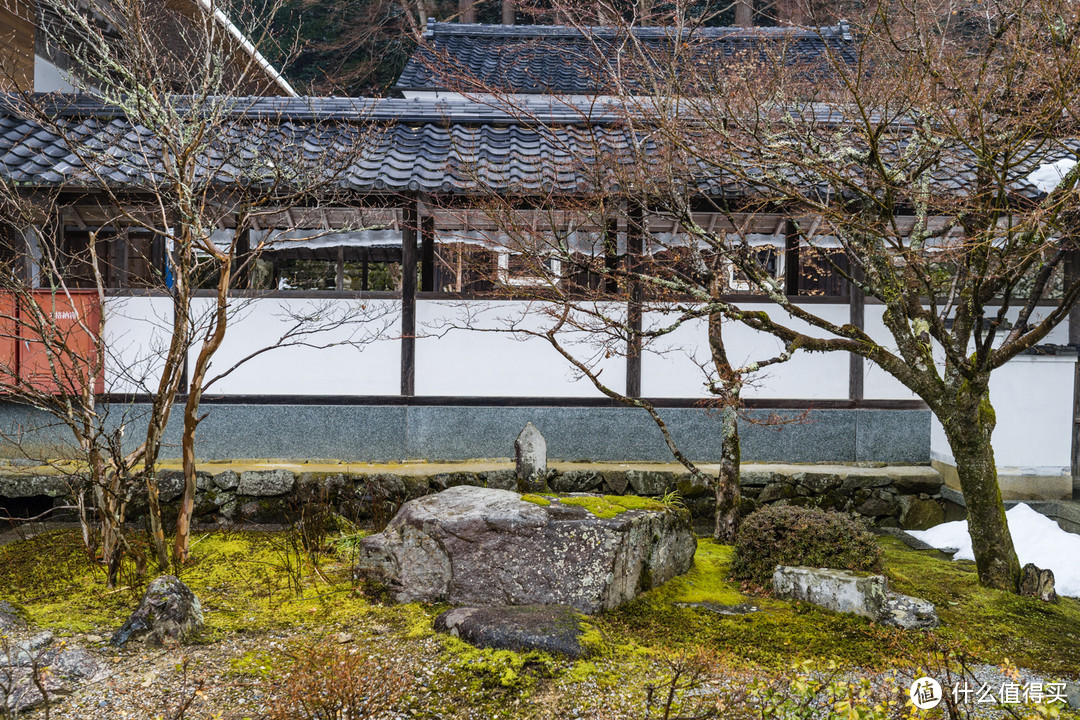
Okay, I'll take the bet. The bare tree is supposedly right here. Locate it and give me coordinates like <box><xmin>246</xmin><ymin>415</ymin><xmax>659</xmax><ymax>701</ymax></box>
<box><xmin>416</xmin><ymin>0</ymin><xmax>1080</xmax><ymax>589</ymax></box>
<box><xmin>0</xmin><ymin>0</ymin><xmax>391</xmax><ymax>574</ymax></box>
<box><xmin>565</xmin><ymin>0</ymin><xmax>1080</xmax><ymax>591</ymax></box>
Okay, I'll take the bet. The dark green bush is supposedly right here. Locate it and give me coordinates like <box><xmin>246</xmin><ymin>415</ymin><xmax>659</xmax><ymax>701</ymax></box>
<box><xmin>730</xmin><ymin>505</ymin><xmax>884</xmax><ymax>588</ymax></box>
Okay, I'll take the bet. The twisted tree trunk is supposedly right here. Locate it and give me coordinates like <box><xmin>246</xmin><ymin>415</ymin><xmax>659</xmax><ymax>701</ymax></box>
<box><xmin>939</xmin><ymin>380</ymin><xmax>1021</xmax><ymax>592</ymax></box>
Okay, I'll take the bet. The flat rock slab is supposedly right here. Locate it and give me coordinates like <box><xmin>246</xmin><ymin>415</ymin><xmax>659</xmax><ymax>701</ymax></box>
<box><xmin>773</xmin><ymin>565</ymin><xmax>939</xmax><ymax>629</ymax></box>
<box><xmin>434</xmin><ymin>605</ymin><xmax>593</xmax><ymax>658</ymax></box>
<box><xmin>354</xmin><ymin>486</ymin><xmax>696</xmax><ymax>613</ymax></box>
<box><xmin>675</xmin><ymin>602</ymin><xmax>760</xmax><ymax>616</ymax></box>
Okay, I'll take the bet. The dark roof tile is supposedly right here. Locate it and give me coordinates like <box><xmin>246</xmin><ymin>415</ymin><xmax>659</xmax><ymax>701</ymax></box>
<box><xmin>396</xmin><ymin>21</ymin><xmax>857</xmax><ymax>94</ymax></box>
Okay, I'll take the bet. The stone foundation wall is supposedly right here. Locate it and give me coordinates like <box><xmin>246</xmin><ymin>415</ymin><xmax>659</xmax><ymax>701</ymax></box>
<box><xmin>0</xmin><ymin>462</ymin><xmax>952</xmax><ymax>531</ymax></box>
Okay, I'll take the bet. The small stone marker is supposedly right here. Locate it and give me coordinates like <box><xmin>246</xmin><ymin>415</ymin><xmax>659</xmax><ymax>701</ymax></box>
<box><xmin>515</xmin><ymin>422</ymin><xmax>548</xmax><ymax>493</ymax></box>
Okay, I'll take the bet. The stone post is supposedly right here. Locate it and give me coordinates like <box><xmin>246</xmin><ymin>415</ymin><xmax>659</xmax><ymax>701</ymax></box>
<box><xmin>515</xmin><ymin>422</ymin><xmax>548</xmax><ymax>493</ymax></box>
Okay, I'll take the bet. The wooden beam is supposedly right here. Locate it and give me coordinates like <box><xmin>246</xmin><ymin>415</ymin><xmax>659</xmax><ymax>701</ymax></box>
<box><xmin>421</xmin><ymin>215</ymin><xmax>435</xmax><ymax>292</ymax></box>
<box><xmin>626</xmin><ymin>204</ymin><xmax>644</xmax><ymax>398</ymax></box>
<box><xmin>604</xmin><ymin>217</ymin><xmax>619</xmax><ymax>295</ymax></box>
<box><xmin>784</xmin><ymin>219</ymin><xmax>800</xmax><ymax>296</ymax></box>
<box><xmin>401</xmin><ymin>202</ymin><xmax>418</xmax><ymax>397</ymax></box>
<box><xmin>848</xmin><ymin>264</ymin><xmax>865</xmax><ymax>402</ymax></box>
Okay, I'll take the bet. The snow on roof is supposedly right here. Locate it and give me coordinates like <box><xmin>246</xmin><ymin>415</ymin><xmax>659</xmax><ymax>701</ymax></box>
<box><xmin>1027</xmin><ymin>157</ymin><xmax>1078</xmax><ymax>195</ymax></box>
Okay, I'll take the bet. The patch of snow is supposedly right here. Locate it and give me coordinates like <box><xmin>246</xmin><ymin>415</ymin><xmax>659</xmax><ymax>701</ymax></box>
<box><xmin>1027</xmin><ymin>157</ymin><xmax>1077</xmax><ymax>194</ymax></box>
<box><xmin>908</xmin><ymin>503</ymin><xmax>1080</xmax><ymax>598</ymax></box>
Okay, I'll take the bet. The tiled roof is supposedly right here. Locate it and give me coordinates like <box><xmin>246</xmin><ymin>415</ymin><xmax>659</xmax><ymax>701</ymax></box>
<box><xmin>396</xmin><ymin>21</ymin><xmax>858</xmax><ymax>95</ymax></box>
<box><xmin>0</xmin><ymin>93</ymin><xmax>1074</xmax><ymax>201</ymax></box>
<box><xmin>0</xmin><ymin>94</ymin><xmax>642</xmax><ymax>195</ymax></box>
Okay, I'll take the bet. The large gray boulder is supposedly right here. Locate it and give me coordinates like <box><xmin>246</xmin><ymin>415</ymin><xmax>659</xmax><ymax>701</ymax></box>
<box><xmin>355</xmin><ymin>486</ymin><xmax>696</xmax><ymax>613</ymax></box>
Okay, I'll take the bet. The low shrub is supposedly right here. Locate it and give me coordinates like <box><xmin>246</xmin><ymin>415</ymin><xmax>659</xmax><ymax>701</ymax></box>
<box><xmin>730</xmin><ymin>505</ymin><xmax>884</xmax><ymax>589</ymax></box>
<box><xmin>265</xmin><ymin>642</ymin><xmax>411</xmax><ymax>720</ymax></box>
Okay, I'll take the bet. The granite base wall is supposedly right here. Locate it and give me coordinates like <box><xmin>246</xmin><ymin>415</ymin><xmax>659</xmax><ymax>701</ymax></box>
<box><xmin>0</xmin><ymin>402</ymin><xmax>931</xmax><ymax>464</ymax></box>
<box><xmin>0</xmin><ymin>463</ymin><xmax>950</xmax><ymax>531</ymax></box>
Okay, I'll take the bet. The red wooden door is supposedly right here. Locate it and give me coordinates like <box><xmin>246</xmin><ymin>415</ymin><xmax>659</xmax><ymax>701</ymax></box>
<box><xmin>18</xmin><ymin>291</ymin><xmax>104</xmax><ymax>395</ymax></box>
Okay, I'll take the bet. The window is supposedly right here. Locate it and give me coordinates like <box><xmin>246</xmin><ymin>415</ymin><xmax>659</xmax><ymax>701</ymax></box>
<box><xmin>57</xmin><ymin>228</ymin><xmax>166</xmax><ymax>289</ymax></box>
<box><xmin>497</xmin><ymin>252</ymin><xmax>561</xmax><ymax>287</ymax></box>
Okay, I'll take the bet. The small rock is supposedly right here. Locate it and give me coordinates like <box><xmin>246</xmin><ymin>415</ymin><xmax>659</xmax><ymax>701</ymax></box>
<box><xmin>0</xmin><ymin>601</ymin><xmax>25</xmax><ymax>630</ymax></box>
<box><xmin>112</xmin><ymin>576</ymin><xmax>204</xmax><ymax>646</ymax></box>
<box><xmin>1064</xmin><ymin>682</ymin><xmax>1080</xmax><ymax>710</ymax></box>
<box><xmin>1</xmin><ymin>668</ymin><xmax>67</xmax><ymax>714</ymax></box>
<box><xmin>155</xmin><ymin>470</ymin><xmax>186</xmax><ymax>502</ymax></box>
<box><xmin>626</xmin><ymin>470</ymin><xmax>675</xmax><ymax>496</ymax></box>
<box><xmin>434</xmin><ymin>605</ymin><xmax>595</xmax><ymax>659</ymax></box>
<box><xmin>550</xmin><ymin>470</ymin><xmax>603</xmax><ymax>493</ymax></box>
<box><xmin>84</xmin><ymin>635</ymin><xmax>104</xmax><ymax>644</ymax></box>
<box><xmin>22</xmin><ymin>632</ymin><xmax>54</xmax><ymax>653</ymax></box>
<box><xmin>675</xmin><ymin>602</ymin><xmax>759</xmax><ymax>616</ymax></box>
<box><xmin>237</xmin><ymin>469</ymin><xmax>295</xmax><ymax>497</ymax></box>
<box><xmin>213</xmin><ymin>470</ymin><xmax>240</xmax><ymax>491</ymax></box>
<box><xmin>1019</xmin><ymin>563</ymin><xmax>1057</xmax><ymax>603</ymax></box>
<box><xmin>879</xmin><ymin>593</ymin><xmax>939</xmax><ymax>629</ymax></box>
<box><xmin>334</xmin><ymin>632</ymin><xmax>354</xmax><ymax>644</ymax></box>
<box><xmin>515</xmin><ymin>423</ymin><xmax>548</xmax><ymax>493</ymax></box>
<box><xmin>43</xmin><ymin>645</ymin><xmax>109</xmax><ymax>682</ymax></box>
<box><xmin>899</xmin><ymin>496</ymin><xmax>945</xmax><ymax>530</ymax></box>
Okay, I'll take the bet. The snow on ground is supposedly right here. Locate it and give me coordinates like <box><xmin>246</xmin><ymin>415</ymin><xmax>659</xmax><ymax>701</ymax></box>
<box><xmin>908</xmin><ymin>503</ymin><xmax>1080</xmax><ymax>598</ymax></box>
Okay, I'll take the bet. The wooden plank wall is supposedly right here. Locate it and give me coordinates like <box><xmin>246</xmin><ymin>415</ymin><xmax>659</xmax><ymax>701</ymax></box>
<box><xmin>0</xmin><ymin>1</ymin><xmax>35</xmax><ymax>92</ymax></box>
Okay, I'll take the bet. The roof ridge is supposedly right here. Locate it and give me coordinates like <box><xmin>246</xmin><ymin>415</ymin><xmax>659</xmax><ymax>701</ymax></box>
<box><xmin>423</xmin><ymin>20</ymin><xmax>849</xmax><ymax>40</ymax></box>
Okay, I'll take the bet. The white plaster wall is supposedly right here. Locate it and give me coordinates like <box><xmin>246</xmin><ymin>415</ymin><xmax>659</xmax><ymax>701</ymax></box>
<box><xmin>33</xmin><ymin>55</ymin><xmax>77</xmax><ymax>93</ymax></box>
<box><xmin>930</xmin><ymin>355</ymin><xmax>1075</xmax><ymax>474</ymax></box>
<box><xmin>187</xmin><ymin>297</ymin><xmax>401</xmax><ymax>395</ymax></box>
<box><xmin>640</xmin><ymin>302</ymin><xmax>851</xmax><ymax>399</ymax></box>
<box><xmin>861</xmin><ymin>304</ymin><xmax>920</xmax><ymax>400</ymax></box>
<box><xmin>415</xmin><ymin>300</ymin><xmax>626</xmax><ymax>397</ymax></box>
<box><xmin>102</xmin><ymin>296</ymin><xmax>174</xmax><ymax>393</ymax></box>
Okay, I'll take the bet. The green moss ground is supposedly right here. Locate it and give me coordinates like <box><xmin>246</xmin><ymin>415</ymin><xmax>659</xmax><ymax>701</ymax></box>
<box><xmin>0</xmin><ymin>528</ymin><xmax>1077</xmax><ymax>713</ymax></box>
<box><xmin>531</xmin><ymin>494</ymin><xmax>670</xmax><ymax>519</ymax></box>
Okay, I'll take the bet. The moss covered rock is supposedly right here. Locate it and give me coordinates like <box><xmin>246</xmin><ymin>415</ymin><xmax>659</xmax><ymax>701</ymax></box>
<box><xmin>354</xmin><ymin>486</ymin><xmax>696</xmax><ymax>613</ymax></box>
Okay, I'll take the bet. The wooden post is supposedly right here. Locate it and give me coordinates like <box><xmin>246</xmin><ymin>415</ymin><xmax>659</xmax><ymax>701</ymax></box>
<box><xmin>502</xmin><ymin>0</ymin><xmax>516</xmax><ymax>24</ymax></box>
<box><xmin>336</xmin><ymin>245</ymin><xmax>345</xmax><ymax>291</ymax></box>
<box><xmin>784</xmin><ymin>219</ymin><xmax>800</xmax><ymax>297</ymax></box>
<box><xmin>401</xmin><ymin>203</ymin><xmax>418</xmax><ymax>397</ymax></box>
<box><xmin>849</xmin><ymin>264</ymin><xmax>865</xmax><ymax>402</ymax></box>
<box><xmin>1066</xmin><ymin>250</ymin><xmax>1080</xmax><ymax>482</ymax></box>
<box><xmin>421</xmin><ymin>215</ymin><xmax>436</xmax><ymax>292</ymax></box>
<box><xmin>626</xmin><ymin>204</ymin><xmax>644</xmax><ymax>398</ymax></box>
<box><xmin>734</xmin><ymin>0</ymin><xmax>753</xmax><ymax>25</ymax></box>
<box><xmin>604</xmin><ymin>217</ymin><xmax>619</xmax><ymax>295</ymax></box>
<box><xmin>459</xmin><ymin>0</ymin><xmax>477</xmax><ymax>23</ymax></box>
<box><xmin>361</xmin><ymin>251</ymin><xmax>369</xmax><ymax>291</ymax></box>
<box><xmin>235</xmin><ymin>228</ymin><xmax>251</xmax><ymax>289</ymax></box>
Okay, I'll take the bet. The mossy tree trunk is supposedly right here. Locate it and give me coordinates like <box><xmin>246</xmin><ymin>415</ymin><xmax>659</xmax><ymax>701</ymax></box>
<box><xmin>938</xmin><ymin>378</ymin><xmax>1021</xmax><ymax>592</ymax></box>
<box><xmin>708</xmin><ymin>307</ymin><xmax>741</xmax><ymax>542</ymax></box>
